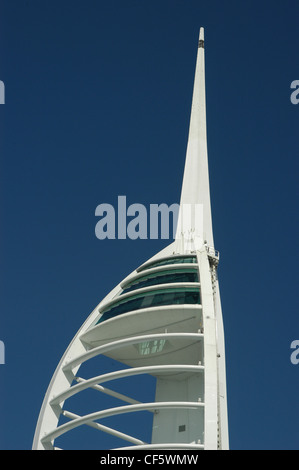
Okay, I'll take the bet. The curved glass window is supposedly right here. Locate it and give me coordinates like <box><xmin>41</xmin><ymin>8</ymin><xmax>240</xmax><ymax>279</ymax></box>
<box><xmin>97</xmin><ymin>287</ymin><xmax>201</xmax><ymax>324</ymax></box>
<box><xmin>122</xmin><ymin>269</ymin><xmax>199</xmax><ymax>295</ymax></box>
<box><xmin>138</xmin><ymin>339</ymin><xmax>167</xmax><ymax>356</ymax></box>
<box><xmin>138</xmin><ymin>255</ymin><xmax>197</xmax><ymax>272</ymax></box>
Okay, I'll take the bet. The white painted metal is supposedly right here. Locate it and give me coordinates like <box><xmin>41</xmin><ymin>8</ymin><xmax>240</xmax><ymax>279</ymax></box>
<box><xmin>198</xmin><ymin>247</ymin><xmax>218</xmax><ymax>449</ymax></box>
<box><xmin>61</xmin><ymin>409</ymin><xmax>146</xmax><ymax>446</ymax></box>
<box><xmin>50</xmin><ymin>365</ymin><xmax>205</xmax><ymax>407</ymax></box>
<box><xmin>41</xmin><ymin>402</ymin><xmax>205</xmax><ymax>449</ymax></box>
<box><xmin>175</xmin><ymin>27</ymin><xmax>213</xmax><ymax>250</ymax></box>
<box><xmin>113</xmin><ymin>443</ymin><xmax>205</xmax><ymax>450</ymax></box>
<box><xmin>63</xmin><ymin>332</ymin><xmax>204</xmax><ymax>372</ymax></box>
<box><xmin>33</xmin><ymin>27</ymin><xmax>229</xmax><ymax>450</ymax></box>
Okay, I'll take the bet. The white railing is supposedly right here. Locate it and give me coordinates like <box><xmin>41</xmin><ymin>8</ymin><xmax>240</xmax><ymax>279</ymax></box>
<box><xmin>205</xmin><ymin>245</ymin><xmax>220</xmax><ymax>260</ymax></box>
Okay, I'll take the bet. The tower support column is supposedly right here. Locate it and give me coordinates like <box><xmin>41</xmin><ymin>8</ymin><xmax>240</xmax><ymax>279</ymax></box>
<box><xmin>198</xmin><ymin>247</ymin><xmax>218</xmax><ymax>449</ymax></box>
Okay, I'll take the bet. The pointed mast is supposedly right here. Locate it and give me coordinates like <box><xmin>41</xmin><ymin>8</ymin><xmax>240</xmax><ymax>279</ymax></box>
<box><xmin>175</xmin><ymin>27</ymin><xmax>214</xmax><ymax>251</ymax></box>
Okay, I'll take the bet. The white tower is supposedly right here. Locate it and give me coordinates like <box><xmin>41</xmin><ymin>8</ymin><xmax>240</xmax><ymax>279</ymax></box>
<box><xmin>33</xmin><ymin>28</ymin><xmax>229</xmax><ymax>451</ymax></box>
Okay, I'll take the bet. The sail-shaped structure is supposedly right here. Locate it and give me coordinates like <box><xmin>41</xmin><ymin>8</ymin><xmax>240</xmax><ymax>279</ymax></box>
<box><xmin>33</xmin><ymin>28</ymin><xmax>229</xmax><ymax>450</ymax></box>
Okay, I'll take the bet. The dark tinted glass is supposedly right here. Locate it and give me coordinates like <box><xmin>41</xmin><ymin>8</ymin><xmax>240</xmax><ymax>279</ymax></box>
<box><xmin>97</xmin><ymin>288</ymin><xmax>201</xmax><ymax>324</ymax></box>
<box><xmin>122</xmin><ymin>270</ymin><xmax>199</xmax><ymax>294</ymax></box>
<box><xmin>138</xmin><ymin>256</ymin><xmax>197</xmax><ymax>272</ymax></box>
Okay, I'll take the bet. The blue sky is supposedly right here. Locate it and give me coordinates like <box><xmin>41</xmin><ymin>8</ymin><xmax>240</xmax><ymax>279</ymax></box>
<box><xmin>0</xmin><ymin>0</ymin><xmax>298</xmax><ymax>450</ymax></box>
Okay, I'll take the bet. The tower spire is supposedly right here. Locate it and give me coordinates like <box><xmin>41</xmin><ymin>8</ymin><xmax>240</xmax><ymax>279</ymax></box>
<box><xmin>175</xmin><ymin>27</ymin><xmax>214</xmax><ymax>250</ymax></box>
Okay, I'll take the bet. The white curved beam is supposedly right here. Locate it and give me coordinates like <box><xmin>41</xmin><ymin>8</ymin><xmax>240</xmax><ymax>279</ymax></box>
<box><xmin>62</xmin><ymin>410</ymin><xmax>146</xmax><ymax>446</ymax></box>
<box><xmin>74</xmin><ymin>377</ymin><xmax>143</xmax><ymax>406</ymax></box>
<box><xmin>51</xmin><ymin>364</ymin><xmax>204</xmax><ymax>406</ymax></box>
<box><xmin>42</xmin><ymin>401</ymin><xmax>205</xmax><ymax>446</ymax></box>
<box><xmin>63</xmin><ymin>332</ymin><xmax>203</xmax><ymax>372</ymax></box>
<box><xmin>113</xmin><ymin>443</ymin><xmax>204</xmax><ymax>450</ymax></box>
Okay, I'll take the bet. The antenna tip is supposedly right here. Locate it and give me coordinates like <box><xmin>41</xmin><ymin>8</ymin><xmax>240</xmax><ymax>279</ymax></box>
<box><xmin>198</xmin><ymin>27</ymin><xmax>204</xmax><ymax>48</ymax></box>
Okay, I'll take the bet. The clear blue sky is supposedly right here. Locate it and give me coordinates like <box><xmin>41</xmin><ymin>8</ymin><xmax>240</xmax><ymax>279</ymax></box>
<box><xmin>0</xmin><ymin>0</ymin><xmax>298</xmax><ymax>450</ymax></box>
